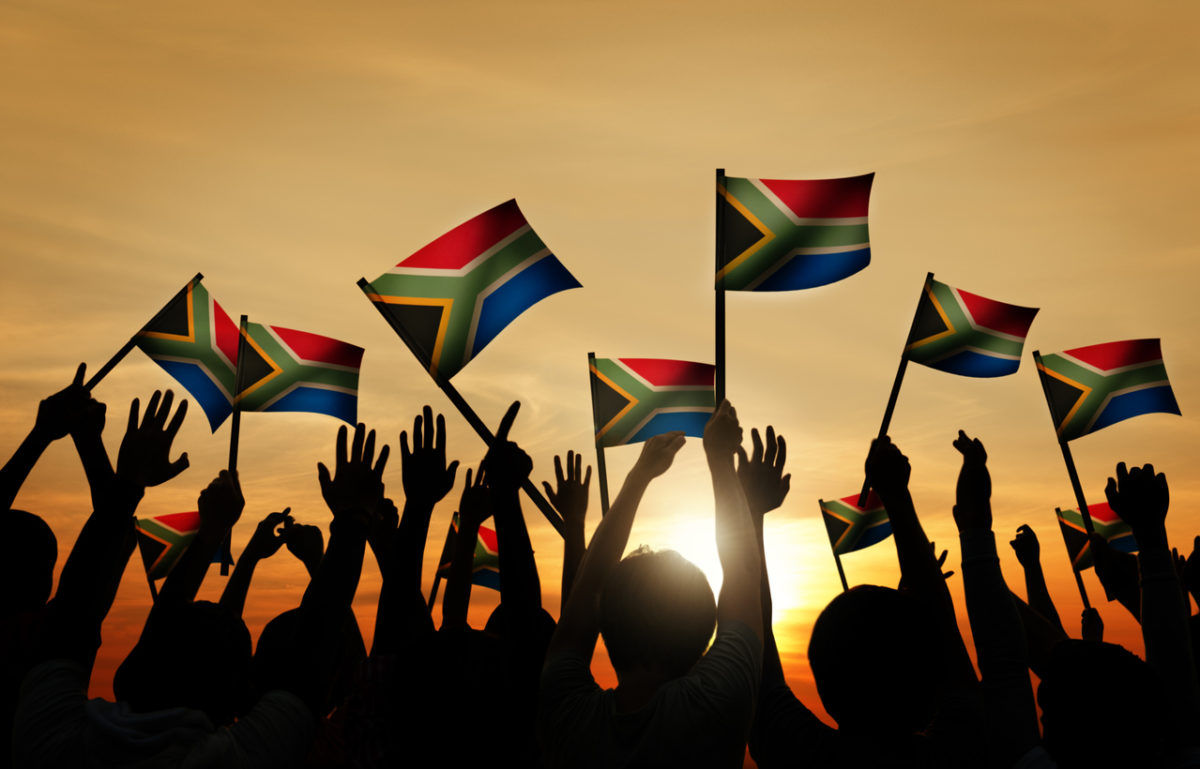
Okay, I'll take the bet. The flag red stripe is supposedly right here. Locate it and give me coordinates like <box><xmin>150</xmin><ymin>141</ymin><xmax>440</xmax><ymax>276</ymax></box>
<box><xmin>478</xmin><ymin>524</ymin><xmax>498</xmax><ymax>553</ymax></box>
<box><xmin>618</xmin><ymin>358</ymin><xmax>715</xmax><ymax>388</ymax></box>
<box><xmin>213</xmin><ymin>300</ymin><xmax>240</xmax><ymax>365</ymax></box>
<box><xmin>151</xmin><ymin>511</ymin><xmax>201</xmax><ymax>534</ymax></box>
<box><xmin>270</xmin><ymin>326</ymin><xmax>364</xmax><ymax>369</ymax></box>
<box><xmin>957</xmin><ymin>289</ymin><xmax>1038</xmax><ymax>339</ymax></box>
<box><xmin>758</xmin><ymin>174</ymin><xmax>873</xmax><ymax>219</ymax></box>
<box><xmin>838</xmin><ymin>490</ymin><xmax>883</xmax><ymax>511</ymax></box>
<box><xmin>1064</xmin><ymin>338</ymin><xmax>1163</xmax><ymax>371</ymax></box>
<box><xmin>397</xmin><ymin>199</ymin><xmax>529</xmax><ymax>271</ymax></box>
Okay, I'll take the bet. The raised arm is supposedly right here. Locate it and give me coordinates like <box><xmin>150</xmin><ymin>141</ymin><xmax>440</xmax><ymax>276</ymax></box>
<box><xmin>483</xmin><ymin>402</ymin><xmax>542</xmax><ymax>626</ymax></box>
<box><xmin>547</xmin><ymin>430</ymin><xmax>685</xmax><ymax>658</ymax></box>
<box><xmin>219</xmin><ymin>508</ymin><xmax>292</xmax><ymax>619</ymax></box>
<box><xmin>394</xmin><ymin>406</ymin><xmax>459</xmax><ymax>590</ymax></box>
<box><xmin>1009</xmin><ymin>524</ymin><xmax>1065</xmax><ymax>634</ymax></box>
<box><xmin>707</xmin><ymin>400</ymin><xmax>761</xmax><ymax>639</ymax></box>
<box><xmin>441</xmin><ymin>464</ymin><xmax>489</xmax><ymax>631</ymax></box>
<box><xmin>543</xmin><ymin>451</ymin><xmax>591</xmax><ymax>609</ymax></box>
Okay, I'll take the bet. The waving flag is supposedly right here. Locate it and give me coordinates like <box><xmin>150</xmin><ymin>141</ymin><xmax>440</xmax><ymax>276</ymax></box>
<box><xmin>135</xmin><ymin>512</ymin><xmax>232</xmax><ymax>580</ymax></box>
<box><xmin>236</xmin><ymin>323</ymin><xmax>364</xmax><ymax>424</ymax></box>
<box><xmin>363</xmin><ymin>200</ymin><xmax>581</xmax><ymax>379</ymax></box>
<box><xmin>1056</xmin><ymin>502</ymin><xmax>1138</xmax><ymax>570</ymax></box>
<box><xmin>905</xmin><ymin>278</ymin><xmax>1039</xmax><ymax>377</ymax></box>
<box><xmin>590</xmin><ymin>358</ymin><xmax>716</xmax><ymax>447</ymax></box>
<box><xmin>436</xmin><ymin>514</ymin><xmax>501</xmax><ymax>590</ymax></box>
<box><xmin>1036</xmin><ymin>339</ymin><xmax>1180</xmax><ymax>441</ymax></box>
<box><xmin>820</xmin><ymin>492</ymin><xmax>891</xmax><ymax>555</ymax></box>
<box><xmin>135</xmin><ymin>279</ymin><xmax>239</xmax><ymax>430</ymax></box>
<box><xmin>717</xmin><ymin>174</ymin><xmax>873</xmax><ymax>291</ymax></box>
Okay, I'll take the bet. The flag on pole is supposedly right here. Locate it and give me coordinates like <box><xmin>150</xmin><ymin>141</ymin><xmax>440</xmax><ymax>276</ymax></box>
<box><xmin>436</xmin><ymin>514</ymin><xmax>501</xmax><ymax>590</ymax></box>
<box><xmin>589</xmin><ymin>358</ymin><xmax>716</xmax><ymax>447</ymax></box>
<box><xmin>134</xmin><ymin>512</ymin><xmax>232</xmax><ymax>580</ymax></box>
<box><xmin>717</xmin><ymin>174</ymin><xmax>873</xmax><ymax>291</ymax></box>
<box><xmin>135</xmin><ymin>280</ymin><xmax>240</xmax><ymax>430</ymax></box>
<box><xmin>820</xmin><ymin>492</ymin><xmax>892</xmax><ymax>555</ymax></box>
<box><xmin>905</xmin><ymin>278</ymin><xmax>1039</xmax><ymax>377</ymax></box>
<box><xmin>362</xmin><ymin>200</ymin><xmax>581</xmax><ymax>379</ymax></box>
<box><xmin>235</xmin><ymin>322</ymin><xmax>364</xmax><ymax>424</ymax></box>
<box><xmin>1036</xmin><ymin>338</ymin><xmax>1180</xmax><ymax>441</ymax></box>
<box><xmin>1056</xmin><ymin>502</ymin><xmax>1138</xmax><ymax>570</ymax></box>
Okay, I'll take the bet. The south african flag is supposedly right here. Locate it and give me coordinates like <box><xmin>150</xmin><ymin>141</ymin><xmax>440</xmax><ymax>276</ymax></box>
<box><xmin>1036</xmin><ymin>339</ymin><xmax>1180</xmax><ymax>442</ymax></box>
<box><xmin>905</xmin><ymin>277</ymin><xmax>1039</xmax><ymax>377</ymax></box>
<box><xmin>435</xmin><ymin>514</ymin><xmax>501</xmax><ymax>591</ymax></box>
<box><xmin>589</xmin><ymin>357</ymin><xmax>716</xmax><ymax>447</ymax></box>
<box><xmin>1056</xmin><ymin>502</ymin><xmax>1138</xmax><ymax>570</ymax></box>
<box><xmin>717</xmin><ymin>174</ymin><xmax>873</xmax><ymax>291</ymax></box>
<box><xmin>236</xmin><ymin>322</ymin><xmax>364</xmax><ymax>425</ymax></box>
<box><xmin>363</xmin><ymin>200</ymin><xmax>581</xmax><ymax>379</ymax></box>
<box><xmin>819</xmin><ymin>492</ymin><xmax>891</xmax><ymax>555</ymax></box>
<box><xmin>135</xmin><ymin>278</ymin><xmax>240</xmax><ymax>431</ymax></box>
<box><xmin>135</xmin><ymin>511</ymin><xmax>232</xmax><ymax>580</ymax></box>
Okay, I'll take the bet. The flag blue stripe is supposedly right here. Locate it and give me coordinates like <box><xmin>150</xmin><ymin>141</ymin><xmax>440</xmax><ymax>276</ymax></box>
<box><xmin>920</xmin><ymin>349</ymin><xmax>1021</xmax><ymax>378</ymax></box>
<box><xmin>151</xmin><ymin>359</ymin><xmax>233</xmax><ymax>431</ymax></box>
<box><xmin>844</xmin><ymin>520</ymin><xmax>893</xmax><ymax>554</ymax></box>
<box><xmin>625</xmin><ymin>410</ymin><xmax>712</xmax><ymax>445</ymax></box>
<box><xmin>752</xmin><ymin>247</ymin><xmax>870</xmax><ymax>291</ymax></box>
<box><xmin>472</xmin><ymin>567</ymin><xmax>501</xmax><ymax>590</ymax></box>
<box><xmin>262</xmin><ymin>387</ymin><xmax>357</xmax><ymax>425</ymax></box>
<box><xmin>472</xmin><ymin>255</ymin><xmax>582</xmax><ymax>356</ymax></box>
<box><xmin>1089</xmin><ymin>385</ymin><xmax>1181</xmax><ymax>434</ymax></box>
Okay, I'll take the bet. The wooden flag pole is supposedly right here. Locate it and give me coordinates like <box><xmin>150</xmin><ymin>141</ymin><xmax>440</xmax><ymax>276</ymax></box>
<box><xmin>220</xmin><ymin>315</ymin><xmax>251</xmax><ymax>576</ymax></box>
<box><xmin>857</xmin><ymin>272</ymin><xmax>934</xmax><ymax>506</ymax></box>
<box><xmin>1032</xmin><ymin>351</ymin><xmax>1098</xmax><ymax>537</ymax></box>
<box><xmin>587</xmin><ymin>353</ymin><xmax>612</xmax><ymax>516</ymax></box>
<box><xmin>1055</xmin><ymin>507</ymin><xmax>1093</xmax><ymax>610</ymax></box>
<box><xmin>819</xmin><ymin>500</ymin><xmax>851</xmax><ymax>592</ymax></box>
<box><xmin>85</xmin><ymin>273</ymin><xmax>205</xmax><ymax>391</ymax></box>
<box><xmin>357</xmin><ymin>278</ymin><xmax>564</xmax><ymax>536</ymax></box>
<box><xmin>715</xmin><ymin>168</ymin><xmax>728</xmax><ymax>403</ymax></box>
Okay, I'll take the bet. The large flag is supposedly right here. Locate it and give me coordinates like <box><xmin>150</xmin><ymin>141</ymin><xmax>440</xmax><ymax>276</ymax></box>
<box><xmin>135</xmin><ymin>511</ymin><xmax>232</xmax><ymax>580</ymax></box>
<box><xmin>135</xmin><ymin>279</ymin><xmax>240</xmax><ymax>430</ymax></box>
<box><xmin>363</xmin><ymin>200</ymin><xmax>581</xmax><ymax>379</ymax></box>
<box><xmin>235</xmin><ymin>322</ymin><xmax>364</xmax><ymax>424</ymax></box>
<box><xmin>820</xmin><ymin>492</ymin><xmax>892</xmax><ymax>555</ymax></box>
<box><xmin>590</xmin><ymin>358</ymin><xmax>716</xmax><ymax>447</ymax></box>
<box><xmin>1056</xmin><ymin>502</ymin><xmax>1138</xmax><ymax>571</ymax></box>
<box><xmin>717</xmin><ymin>174</ymin><xmax>873</xmax><ymax>291</ymax></box>
<box><xmin>905</xmin><ymin>278</ymin><xmax>1039</xmax><ymax>377</ymax></box>
<box><xmin>1036</xmin><ymin>338</ymin><xmax>1180</xmax><ymax>441</ymax></box>
<box><xmin>435</xmin><ymin>514</ymin><xmax>501</xmax><ymax>590</ymax></box>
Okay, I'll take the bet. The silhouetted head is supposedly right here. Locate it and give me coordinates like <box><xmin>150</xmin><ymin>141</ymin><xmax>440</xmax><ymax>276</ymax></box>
<box><xmin>114</xmin><ymin>601</ymin><xmax>251</xmax><ymax>725</ymax></box>
<box><xmin>2</xmin><ymin>510</ymin><xmax>56</xmax><ymax>613</ymax></box>
<box><xmin>809</xmin><ymin>585</ymin><xmax>941</xmax><ymax>736</ymax></box>
<box><xmin>599</xmin><ymin>547</ymin><xmax>716</xmax><ymax>680</ymax></box>
<box><xmin>254</xmin><ymin>607</ymin><xmax>365</xmax><ymax>715</ymax></box>
<box><xmin>1038</xmin><ymin>640</ymin><xmax>1168</xmax><ymax>768</ymax></box>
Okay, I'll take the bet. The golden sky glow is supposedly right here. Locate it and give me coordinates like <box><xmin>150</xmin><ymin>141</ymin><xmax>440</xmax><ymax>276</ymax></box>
<box><xmin>2</xmin><ymin>0</ymin><xmax>1198</xmax><ymax>732</ymax></box>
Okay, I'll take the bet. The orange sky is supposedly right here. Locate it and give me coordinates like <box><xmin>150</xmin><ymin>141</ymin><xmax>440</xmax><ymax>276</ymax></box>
<box><xmin>2</xmin><ymin>0</ymin><xmax>1199</xmax><ymax>737</ymax></box>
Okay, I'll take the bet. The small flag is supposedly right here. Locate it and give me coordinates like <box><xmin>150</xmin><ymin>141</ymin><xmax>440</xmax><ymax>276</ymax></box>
<box><xmin>1037</xmin><ymin>339</ymin><xmax>1180</xmax><ymax>441</ymax></box>
<box><xmin>905</xmin><ymin>278</ymin><xmax>1039</xmax><ymax>377</ymax></box>
<box><xmin>236</xmin><ymin>323</ymin><xmax>364</xmax><ymax>425</ymax></box>
<box><xmin>717</xmin><ymin>174</ymin><xmax>874</xmax><ymax>291</ymax></box>
<box><xmin>436</xmin><ymin>514</ymin><xmax>500</xmax><ymax>590</ymax></box>
<box><xmin>590</xmin><ymin>358</ymin><xmax>716</xmax><ymax>447</ymax></box>
<box><xmin>820</xmin><ymin>492</ymin><xmax>892</xmax><ymax>555</ymax></box>
<box><xmin>364</xmin><ymin>200</ymin><xmax>581</xmax><ymax>379</ymax></box>
<box><xmin>134</xmin><ymin>512</ymin><xmax>232</xmax><ymax>580</ymax></box>
<box><xmin>1056</xmin><ymin>502</ymin><xmax>1138</xmax><ymax>571</ymax></box>
<box><xmin>135</xmin><ymin>279</ymin><xmax>240</xmax><ymax>430</ymax></box>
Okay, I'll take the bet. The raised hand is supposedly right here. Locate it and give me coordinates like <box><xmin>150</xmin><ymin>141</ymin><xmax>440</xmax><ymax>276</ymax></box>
<box><xmin>1009</xmin><ymin>524</ymin><xmax>1041</xmax><ymax>568</ymax></box>
<box><xmin>1105</xmin><ymin>462</ymin><xmax>1169</xmax><ymax>549</ymax></box>
<box><xmin>400</xmin><ymin>405</ymin><xmax>459</xmax><ymax>507</ymax></box>
<box><xmin>284</xmin><ymin>523</ymin><xmax>325</xmax><ymax>576</ymax></box>
<box><xmin>703</xmin><ymin>399</ymin><xmax>742</xmax><ymax>461</ymax></box>
<box><xmin>197</xmin><ymin>470</ymin><xmax>245</xmax><ymax>534</ymax></box>
<box><xmin>542</xmin><ymin>451</ymin><xmax>591</xmax><ymax>527</ymax></box>
<box><xmin>1081</xmin><ymin>607</ymin><xmax>1104</xmax><ymax>642</ymax></box>
<box><xmin>951</xmin><ymin>430</ymin><xmax>991</xmax><ymax>532</ymax></box>
<box><xmin>864</xmin><ymin>435</ymin><xmax>911</xmax><ymax>499</ymax></box>
<box><xmin>933</xmin><ymin>542</ymin><xmax>955</xmax><ymax>581</ymax></box>
<box><xmin>116</xmin><ymin>390</ymin><xmax>189</xmax><ymax>488</ymax></box>
<box><xmin>458</xmin><ymin>465</ymin><xmax>492</xmax><ymax>527</ymax></box>
<box><xmin>317</xmin><ymin>423</ymin><xmax>389</xmax><ymax>522</ymax></box>
<box><xmin>34</xmin><ymin>363</ymin><xmax>96</xmax><ymax>441</ymax></box>
<box><xmin>480</xmin><ymin>402</ymin><xmax>532</xmax><ymax>495</ymax></box>
<box><xmin>735</xmin><ymin>425</ymin><xmax>790</xmax><ymax>516</ymax></box>
<box><xmin>243</xmin><ymin>509</ymin><xmax>294</xmax><ymax>561</ymax></box>
<box><xmin>633</xmin><ymin>431</ymin><xmax>687</xmax><ymax>479</ymax></box>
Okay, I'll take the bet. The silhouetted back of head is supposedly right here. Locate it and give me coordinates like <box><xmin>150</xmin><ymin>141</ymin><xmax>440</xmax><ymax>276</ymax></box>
<box><xmin>599</xmin><ymin>547</ymin><xmax>716</xmax><ymax>680</ymax></box>
<box><xmin>1039</xmin><ymin>640</ymin><xmax>1168</xmax><ymax>769</ymax></box>
<box><xmin>114</xmin><ymin>601</ymin><xmax>251</xmax><ymax>725</ymax></box>
<box><xmin>809</xmin><ymin>585</ymin><xmax>941</xmax><ymax>736</ymax></box>
<box><xmin>254</xmin><ymin>607</ymin><xmax>365</xmax><ymax>715</ymax></box>
<box><xmin>2</xmin><ymin>510</ymin><xmax>56</xmax><ymax>613</ymax></box>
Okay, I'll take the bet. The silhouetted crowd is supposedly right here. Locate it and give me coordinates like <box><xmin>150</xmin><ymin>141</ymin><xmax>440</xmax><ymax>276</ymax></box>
<box><xmin>4</xmin><ymin>367</ymin><xmax>1199</xmax><ymax>768</ymax></box>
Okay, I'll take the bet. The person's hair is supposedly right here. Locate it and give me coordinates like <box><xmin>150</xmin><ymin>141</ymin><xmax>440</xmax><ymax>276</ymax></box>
<box><xmin>254</xmin><ymin>607</ymin><xmax>366</xmax><ymax>715</ymax></box>
<box><xmin>114</xmin><ymin>601</ymin><xmax>252</xmax><ymax>725</ymax></box>
<box><xmin>3</xmin><ymin>510</ymin><xmax>56</xmax><ymax>612</ymax></box>
<box><xmin>1038</xmin><ymin>640</ymin><xmax>1169</xmax><ymax>768</ymax></box>
<box><xmin>598</xmin><ymin>547</ymin><xmax>716</xmax><ymax>679</ymax></box>
<box><xmin>808</xmin><ymin>585</ymin><xmax>941</xmax><ymax>735</ymax></box>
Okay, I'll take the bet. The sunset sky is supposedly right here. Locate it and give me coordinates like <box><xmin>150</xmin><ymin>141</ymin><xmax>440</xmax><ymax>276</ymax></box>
<box><xmin>2</xmin><ymin>0</ymin><xmax>1198</xmax><ymax>735</ymax></box>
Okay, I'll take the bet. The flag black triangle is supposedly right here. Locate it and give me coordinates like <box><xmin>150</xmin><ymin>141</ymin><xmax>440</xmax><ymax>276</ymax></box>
<box><xmin>136</xmin><ymin>530</ymin><xmax>167</xmax><ymax>575</ymax></box>
<box><xmin>591</xmin><ymin>370</ymin><xmax>634</xmax><ymax>432</ymax></box>
<box><xmin>910</xmin><ymin>290</ymin><xmax>952</xmax><ymax>345</ymax></box>
<box><xmin>382</xmin><ymin>302</ymin><xmax>447</xmax><ymax>369</ymax></box>
<box><xmin>237</xmin><ymin>333</ymin><xmax>277</xmax><ymax>394</ymax></box>
<box><xmin>821</xmin><ymin>508</ymin><xmax>852</xmax><ymax>550</ymax></box>
<box><xmin>720</xmin><ymin>194</ymin><xmax>771</xmax><ymax>267</ymax></box>
<box><xmin>143</xmin><ymin>290</ymin><xmax>192</xmax><ymax>337</ymax></box>
<box><xmin>1043</xmin><ymin>374</ymin><xmax>1087</xmax><ymax>431</ymax></box>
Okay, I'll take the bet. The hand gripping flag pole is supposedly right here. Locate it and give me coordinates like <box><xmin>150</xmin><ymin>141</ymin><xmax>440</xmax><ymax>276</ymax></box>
<box><xmin>586</xmin><ymin>352</ymin><xmax>612</xmax><ymax>516</ymax></box>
